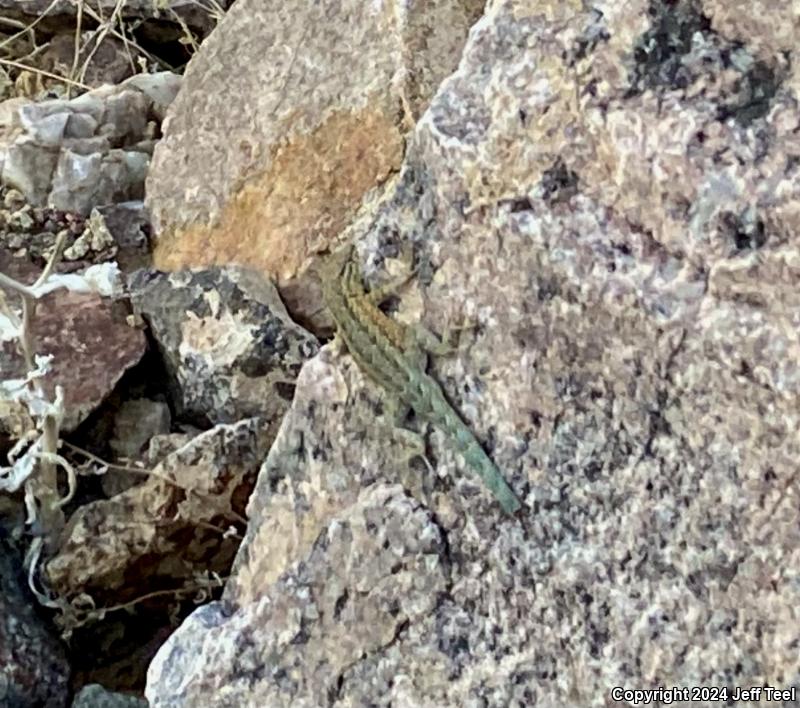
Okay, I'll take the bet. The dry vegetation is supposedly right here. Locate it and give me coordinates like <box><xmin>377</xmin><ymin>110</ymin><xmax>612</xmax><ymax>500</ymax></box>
<box><xmin>0</xmin><ymin>0</ymin><xmax>229</xmax><ymax>648</ymax></box>
<box><xmin>0</xmin><ymin>0</ymin><xmax>225</xmax><ymax>101</ymax></box>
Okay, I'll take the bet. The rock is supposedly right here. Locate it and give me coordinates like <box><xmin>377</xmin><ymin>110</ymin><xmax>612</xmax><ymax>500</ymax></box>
<box><xmin>0</xmin><ymin>73</ymin><xmax>181</xmax><ymax>215</ymax></box>
<box><xmin>109</xmin><ymin>398</ymin><xmax>171</xmax><ymax>460</ymax></box>
<box><xmin>122</xmin><ymin>74</ymin><xmax>185</xmax><ymax>123</ymax></box>
<box><xmin>0</xmin><ymin>286</ymin><xmax>147</xmax><ymax>433</ymax></box>
<box><xmin>46</xmin><ymin>418</ymin><xmax>271</xmax><ymax>602</ymax></box>
<box><xmin>63</xmin><ymin>208</ymin><xmax>117</xmax><ymax>261</ymax></box>
<box><xmin>48</xmin><ymin>147</ymin><xmax>149</xmax><ymax>215</ymax></box>
<box><xmin>128</xmin><ymin>266</ymin><xmax>318</xmax><ymax>426</ymax></box>
<box><xmin>20</xmin><ymin>110</ymin><xmax>69</xmax><ymax>146</ymax></box>
<box><xmin>71</xmin><ymin>684</ymin><xmax>147</xmax><ymax>708</ymax></box>
<box><xmin>2</xmin><ymin>137</ymin><xmax>59</xmax><ymax>203</ymax></box>
<box><xmin>146</xmin><ymin>485</ymin><xmax>446</xmax><ymax>707</ymax></box>
<box><xmin>146</xmin><ymin>0</ymin><xmax>483</xmax><ymax>283</ymax></box>
<box><xmin>39</xmin><ymin>34</ymin><xmax>143</xmax><ymax>89</ymax></box>
<box><xmin>0</xmin><ymin>533</ymin><xmax>70</xmax><ymax>707</ymax></box>
<box><xmin>146</xmin><ymin>431</ymin><xmax>198</xmax><ymax>466</ymax></box>
<box><xmin>51</xmin><ymin>201</ymin><xmax>152</xmax><ymax>271</ymax></box>
<box><xmin>91</xmin><ymin>202</ymin><xmax>152</xmax><ymax>272</ymax></box>
<box><xmin>144</xmin><ymin>0</ymin><xmax>800</xmax><ymax>704</ymax></box>
<box><xmin>102</xmin><ymin>397</ymin><xmax>172</xmax><ymax>496</ymax></box>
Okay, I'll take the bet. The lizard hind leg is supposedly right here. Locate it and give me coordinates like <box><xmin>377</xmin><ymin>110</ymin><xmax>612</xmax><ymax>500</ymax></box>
<box><xmin>417</xmin><ymin>317</ymin><xmax>483</xmax><ymax>357</ymax></box>
<box><xmin>393</xmin><ymin>428</ymin><xmax>435</xmax><ymax>474</ymax></box>
<box><xmin>383</xmin><ymin>395</ymin><xmax>435</xmax><ymax>473</ymax></box>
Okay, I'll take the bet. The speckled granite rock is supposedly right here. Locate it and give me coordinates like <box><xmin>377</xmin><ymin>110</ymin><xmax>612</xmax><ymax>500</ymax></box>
<box><xmin>145</xmin><ymin>0</ymin><xmax>800</xmax><ymax>706</ymax></box>
<box><xmin>128</xmin><ymin>266</ymin><xmax>319</xmax><ymax>426</ymax></box>
<box><xmin>146</xmin><ymin>483</ymin><xmax>447</xmax><ymax>707</ymax></box>
<box><xmin>146</xmin><ymin>0</ymin><xmax>483</xmax><ymax>282</ymax></box>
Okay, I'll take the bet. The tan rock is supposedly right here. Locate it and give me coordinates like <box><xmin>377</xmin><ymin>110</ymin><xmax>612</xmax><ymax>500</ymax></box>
<box><xmin>146</xmin><ymin>0</ymin><xmax>482</xmax><ymax>283</ymax></box>
<box><xmin>46</xmin><ymin>418</ymin><xmax>271</xmax><ymax>601</ymax></box>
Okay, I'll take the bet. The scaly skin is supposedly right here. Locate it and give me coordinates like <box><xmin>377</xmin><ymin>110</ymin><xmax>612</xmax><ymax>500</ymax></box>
<box><xmin>320</xmin><ymin>248</ymin><xmax>522</xmax><ymax>514</ymax></box>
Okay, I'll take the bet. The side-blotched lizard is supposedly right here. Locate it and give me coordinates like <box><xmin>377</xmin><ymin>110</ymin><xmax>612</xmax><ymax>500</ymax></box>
<box><xmin>320</xmin><ymin>246</ymin><xmax>522</xmax><ymax>514</ymax></box>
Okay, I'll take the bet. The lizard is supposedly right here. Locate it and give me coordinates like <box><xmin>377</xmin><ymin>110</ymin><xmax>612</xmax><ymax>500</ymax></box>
<box><xmin>319</xmin><ymin>245</ymin><xmax>522</xmax><ymax>515</ymax></box>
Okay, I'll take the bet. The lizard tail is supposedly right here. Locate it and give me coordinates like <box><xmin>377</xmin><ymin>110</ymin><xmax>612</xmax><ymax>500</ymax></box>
<box><xmin>431</xmin><ymin>391</ymin><xmax>522</xmax><ymax>514</ymax></box>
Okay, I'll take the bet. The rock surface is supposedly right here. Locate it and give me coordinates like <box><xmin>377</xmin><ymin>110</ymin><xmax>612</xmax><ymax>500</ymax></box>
<box><xmin>0</xmin><ymin>72</ymin><xmax>180</xmax><ymax>214</ymax></box>
<box><xmin>146</xmin><ymin>484</ymin><xmax>447</xmax><ymax>707</ymax></box>
<box><xmin>70</xmin><ymin>683</ymin><xmax>148</xmax><ymax>708</ymax></box>
<box><xmin>109</xmin><ymin>397</ymin><xmax>171</xmax><ymax>460</ymax></box>
<box><xmin>0</xmin><ymin>533</ymin><xmax>70</xmax><ymax>708</ymax></box>
<box><xmin>128</xmin><ymin>266</ymin><xmax>318</xmax><ymax>426</ymax></box>
<box><xmin>145</xmin><ymin>0</ymin><xmax>800</xmax><ymax>705</ymax></box>
<box><xmin>46</xmin><ymin>417</ymin><xmax>270</xmax><ymax>604</ymax></box>
<box><xmin>0</xmin><ymin>282</ymin><xmax>148</xmax><ymax>433</ymax></box>
<box><xmin>146</xmin><ymin>0</ymin><xmax>483</xmax><ymax>282</ymax></box>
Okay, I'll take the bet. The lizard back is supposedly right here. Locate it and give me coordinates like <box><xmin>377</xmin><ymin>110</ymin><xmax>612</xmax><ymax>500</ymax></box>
<box><xmin>320</xmin><ymin>248</ymin><xmax>522</xmax><ymax>514</ymax></box>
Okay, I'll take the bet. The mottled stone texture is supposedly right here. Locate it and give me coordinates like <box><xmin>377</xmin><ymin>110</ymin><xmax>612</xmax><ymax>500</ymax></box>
<box><xmin>0</xmin><ymin>534</ymin><xmax>70</xmax><ymax>707</ymax></box>
<box><xmin>147</xmin><ymin>483</ymin><xmax>446</xmax><ymax>707</ymax></box>
<box><xmin>71</xmin><ymin>683</ymin><xmax>148</xmax><ymax>708</ymax></box>
<box><xmin>47</xmin><ymin>418</ymin><xmax>271</xmax><ymax>603</ymax></box>
<box><xmin>0</xmin><ymin>73</ymin><xmax>179</xmax><ymax>214</ymax></box>
<box><xmin>146</xmin><ymin>0</ymin><xmax>482</xmax><ymax>282</ymax></box>
<box><xmin>128</xmin><ymin>266</ymin><xmax>319</xmax><ymax>426</ymax></box>
<box><xmin>146</xmin><ymin>0</ymin><xmax>800</xmax><ymax>706</ymax></box>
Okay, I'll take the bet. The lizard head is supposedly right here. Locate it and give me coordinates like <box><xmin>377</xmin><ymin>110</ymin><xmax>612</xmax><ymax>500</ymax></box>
<box><xmin>319</xmin><ymin>244</ymin><xmax>354</xmax><ymax>279</ymax></box>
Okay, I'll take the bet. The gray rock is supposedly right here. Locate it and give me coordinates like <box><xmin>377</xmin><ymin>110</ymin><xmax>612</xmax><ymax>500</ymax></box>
<box><xmin>60</xmin><ymin>136</ymin><xmax>113</xmax><ymax>155</ymax></box>
<box><xmin>49</xmin><ymin>148</ymin><xmax>148</xmax><ymax>214</ymax></box>
<box><xmin>146</xmin><ymin>486</ymin><xmax>446</xmax><ymax>707</ymax></box>
<box><xmin>20</xmin><ymin>110</ymin><xmax>70</xmax><ymax>146</ymax></box>
<box><xmin>122</xmin><ymin>73</ymin><xmax>182</xmax><ymax>123</ymax></box>
<box><xmin>2</xmin><ymin>137</ymin><xmax>58</xmax><ymax>203</ymax></box>
<box><xmin>0</xmin><ymin>72</ymin><xmax>180</xmax><ymax>215</ymax></box>
<box><xmin>0</xmin><ymin>534</ymin><xmax>70</xmax><ymax>707</ymax></box>
<box><xmin>65</xmin><ymin>113</ymin><xmax>100</xmax><ymax>140</ymax></box>
<box><xmin>128</xmin><ymin>266</ymin><xmax>318</xmax><ymax>426</ymax></box>
<box><xmin>92</xmin><ymin>201</ymin><xmax>152</xmax><ymax>272</ymax></box>
<box><xmin>65</xmin><ymin>93</ymin><xmax>106</xmax><ymax>123</ymax></box>
<box><xmin>71</xmin><ymin>684</ymin><xmax>147</xmax><ymax>708</ymax></box>
<box><xmin>99</xmin><ymin>92</ymin><xmax>148</xmax><ymax>144</ymax></box>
